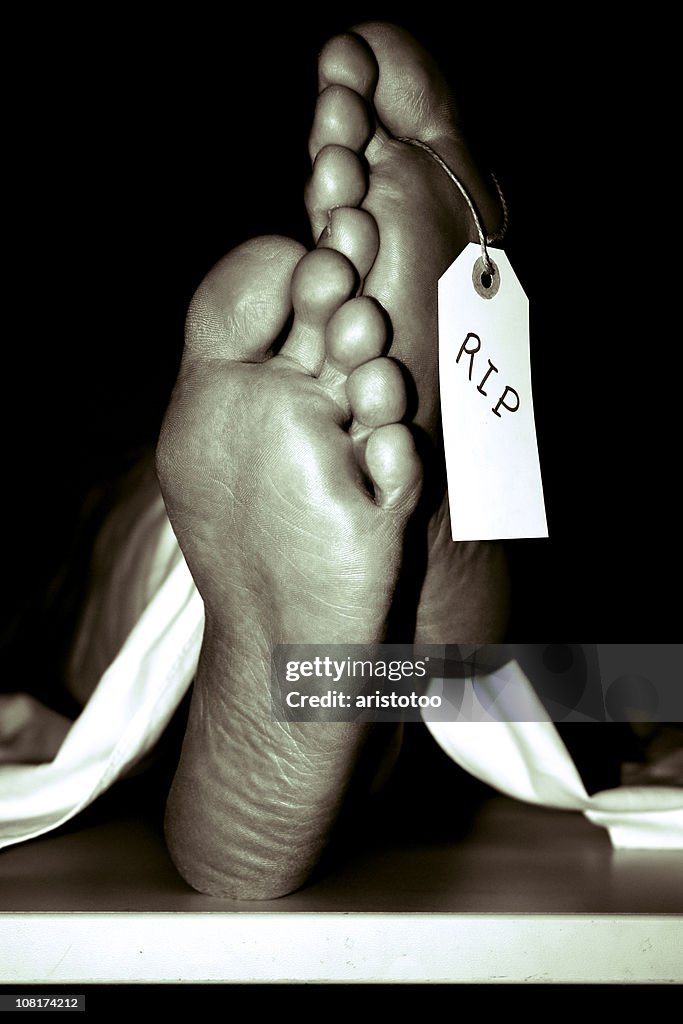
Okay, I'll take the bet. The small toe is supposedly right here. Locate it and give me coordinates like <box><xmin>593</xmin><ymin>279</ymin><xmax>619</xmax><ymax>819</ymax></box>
<box><xmin>325</xmin><ymin>296</ymin><xmax>388</xmax><ymax>374</ymax></box>
<box><xmin>280</xmin><ymin>248</ymin><xmax>357</xmax><ymax>373</ymax></box>
<box><xmin>365</xmin><ymin>423</ymin><xmax>422</xmax><ymax>512</ymax></box>
<box><xmin>347</xmin><ymin>357</ymin><xmax>407</xmax><ymax>428</ymax></box>
<box><xmin>305</xmin><ymin>145</ymin><xmax>367</xmax><ymax>241</ymax></box>
<box><xmin>309</xmin><ymin>85</ymin><xmax>372</xmax><ymax>162</ymax></box>
<box><xmin>318</xmin><ymin>32</ymin><xmax>379</xmax><ymax>101</ymax></box>
<box><xmin>317</xmin><ymin>207</ymin><xmax>379</xmax><ymax>281</ymax></box>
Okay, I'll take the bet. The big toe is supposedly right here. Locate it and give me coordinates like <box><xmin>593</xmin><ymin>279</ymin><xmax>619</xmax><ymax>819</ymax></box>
<box><xmin>184</xmin><ymin>235</ymin><xmax>305</xmax><ymax>363</ymax></box>
<box><xmin>350</xmin><ymin>21</ymin><xmax>460</xmax><ymax>147</ymax></box>
<box><xmin>352</xmin><ymin>21</ymin><xmax>497</xmax><ymax>229</ymax></box>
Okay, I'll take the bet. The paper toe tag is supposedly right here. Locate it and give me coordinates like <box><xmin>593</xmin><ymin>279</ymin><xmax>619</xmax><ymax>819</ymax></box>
<box><xmin>438</xmin><ymin>243</ymin><xmax>548</xmax><ymax>541</ymax></box>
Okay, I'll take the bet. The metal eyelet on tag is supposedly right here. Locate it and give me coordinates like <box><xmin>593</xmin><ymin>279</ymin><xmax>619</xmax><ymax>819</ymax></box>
<box><xmin>472</xmin><ymin>254</ymin><xmax>500</xmax><ymax>299</ymax></box>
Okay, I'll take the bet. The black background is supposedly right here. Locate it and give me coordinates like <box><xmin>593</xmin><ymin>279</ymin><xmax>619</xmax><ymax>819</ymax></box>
<box><xmin>1</xmin><ymin>5</ymin><xmax>670</xmax><ymax>673</ymax></box>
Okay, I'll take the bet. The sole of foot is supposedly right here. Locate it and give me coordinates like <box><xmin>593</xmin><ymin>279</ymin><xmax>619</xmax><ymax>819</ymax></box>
<box><xmin>157</xmin><ymin>235</ymin><xmax>422</xmax><ymax>649</ymax></box>
<box><xmin>157</xmin><ymin>235</ymin><xmax>424</xmax><ymax>898</ymax></box>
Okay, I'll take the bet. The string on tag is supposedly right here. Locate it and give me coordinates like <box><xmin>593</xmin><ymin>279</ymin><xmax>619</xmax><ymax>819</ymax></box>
<box><xmin>396</xmin><ymin>137</ymin><xmax>508</xmax><ymax>279</ymax></box>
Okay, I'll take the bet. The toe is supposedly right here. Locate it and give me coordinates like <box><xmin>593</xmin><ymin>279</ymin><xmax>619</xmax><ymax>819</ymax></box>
<box><xmin>309</xmin><ymin>85</ymin><xmax>372</xmax><ymax>162</ymax></box>
<box><xmin>305</xmin><ymin>145</ymin><xmax>367</xmax><ymax>242</ymax></box>
<box><xmin>317</xmin><ymin>295</ymin><xmax>388</xmax><ymax>413</ymax></box>
<box><xmin>350</xmin><ymin>21</ymin><xmax>496</xmax><ymax>226</ymax></box>
<box><xmin>279</xmin><ymin>248</ymin><xmax>357</xmax><ymax>373</ymax></box>
<box><xmin>325</xmin><ymin>296</ymin><xmax>388</xmax><ymax>374</ymax></box>
<box><xmin>185</xmin><ymin>235</ymin><xmax>305</xmax><ymax>362</ymax></box>
<box><xmin>347</xmin><ymin>357</ymin><xmax>407</xmax><ymax>428</ymax></box>
<box><xmin>318</xmin><ymin>32</ymin><xmax>379</xmax><ymax>100</ymax></box>
<box><xmin>365</xmin><ymin>423</ymin><xmax>422</xmax><ymax>512</ymax></box>
<box><xmin>317</xmin><ymin>207</ymin><xmax>379</xmax><ymax>281</ymax></box>
<box><xmin>351</xmin><ymin>21</ymin><xmax>459</xmax><ymax>146</ymax></box>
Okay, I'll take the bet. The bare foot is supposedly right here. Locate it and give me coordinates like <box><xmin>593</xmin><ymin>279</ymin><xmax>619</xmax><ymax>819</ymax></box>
<box><xmin>0</xmin><ymin>694</ymin><xmax>71</xmax><ymax>764</ymax></box>
<box><xmin>305</xmin><ymin>21</ymin><xmax>510</xmax><ymax>642</ymax></box>
<box><xmin>157</xmin><ymin>237</ymin><xmax>421</xmax><ymax>646</ymax></box>
<box><xmin>157</xmin><ymin>236</ymin><xmax>421</xmax><ymax>895</ymax></box>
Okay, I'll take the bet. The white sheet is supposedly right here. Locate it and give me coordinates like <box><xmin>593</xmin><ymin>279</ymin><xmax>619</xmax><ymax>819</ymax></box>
<box><xmin>425</xmin><ymin>662</ymin><xmax>683</xmax><ymax>848</ymax></box>
<box><xmin>1</xmin><ymin>516</ymin><xmax>681</xmax><ymax>851</ymax></box>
